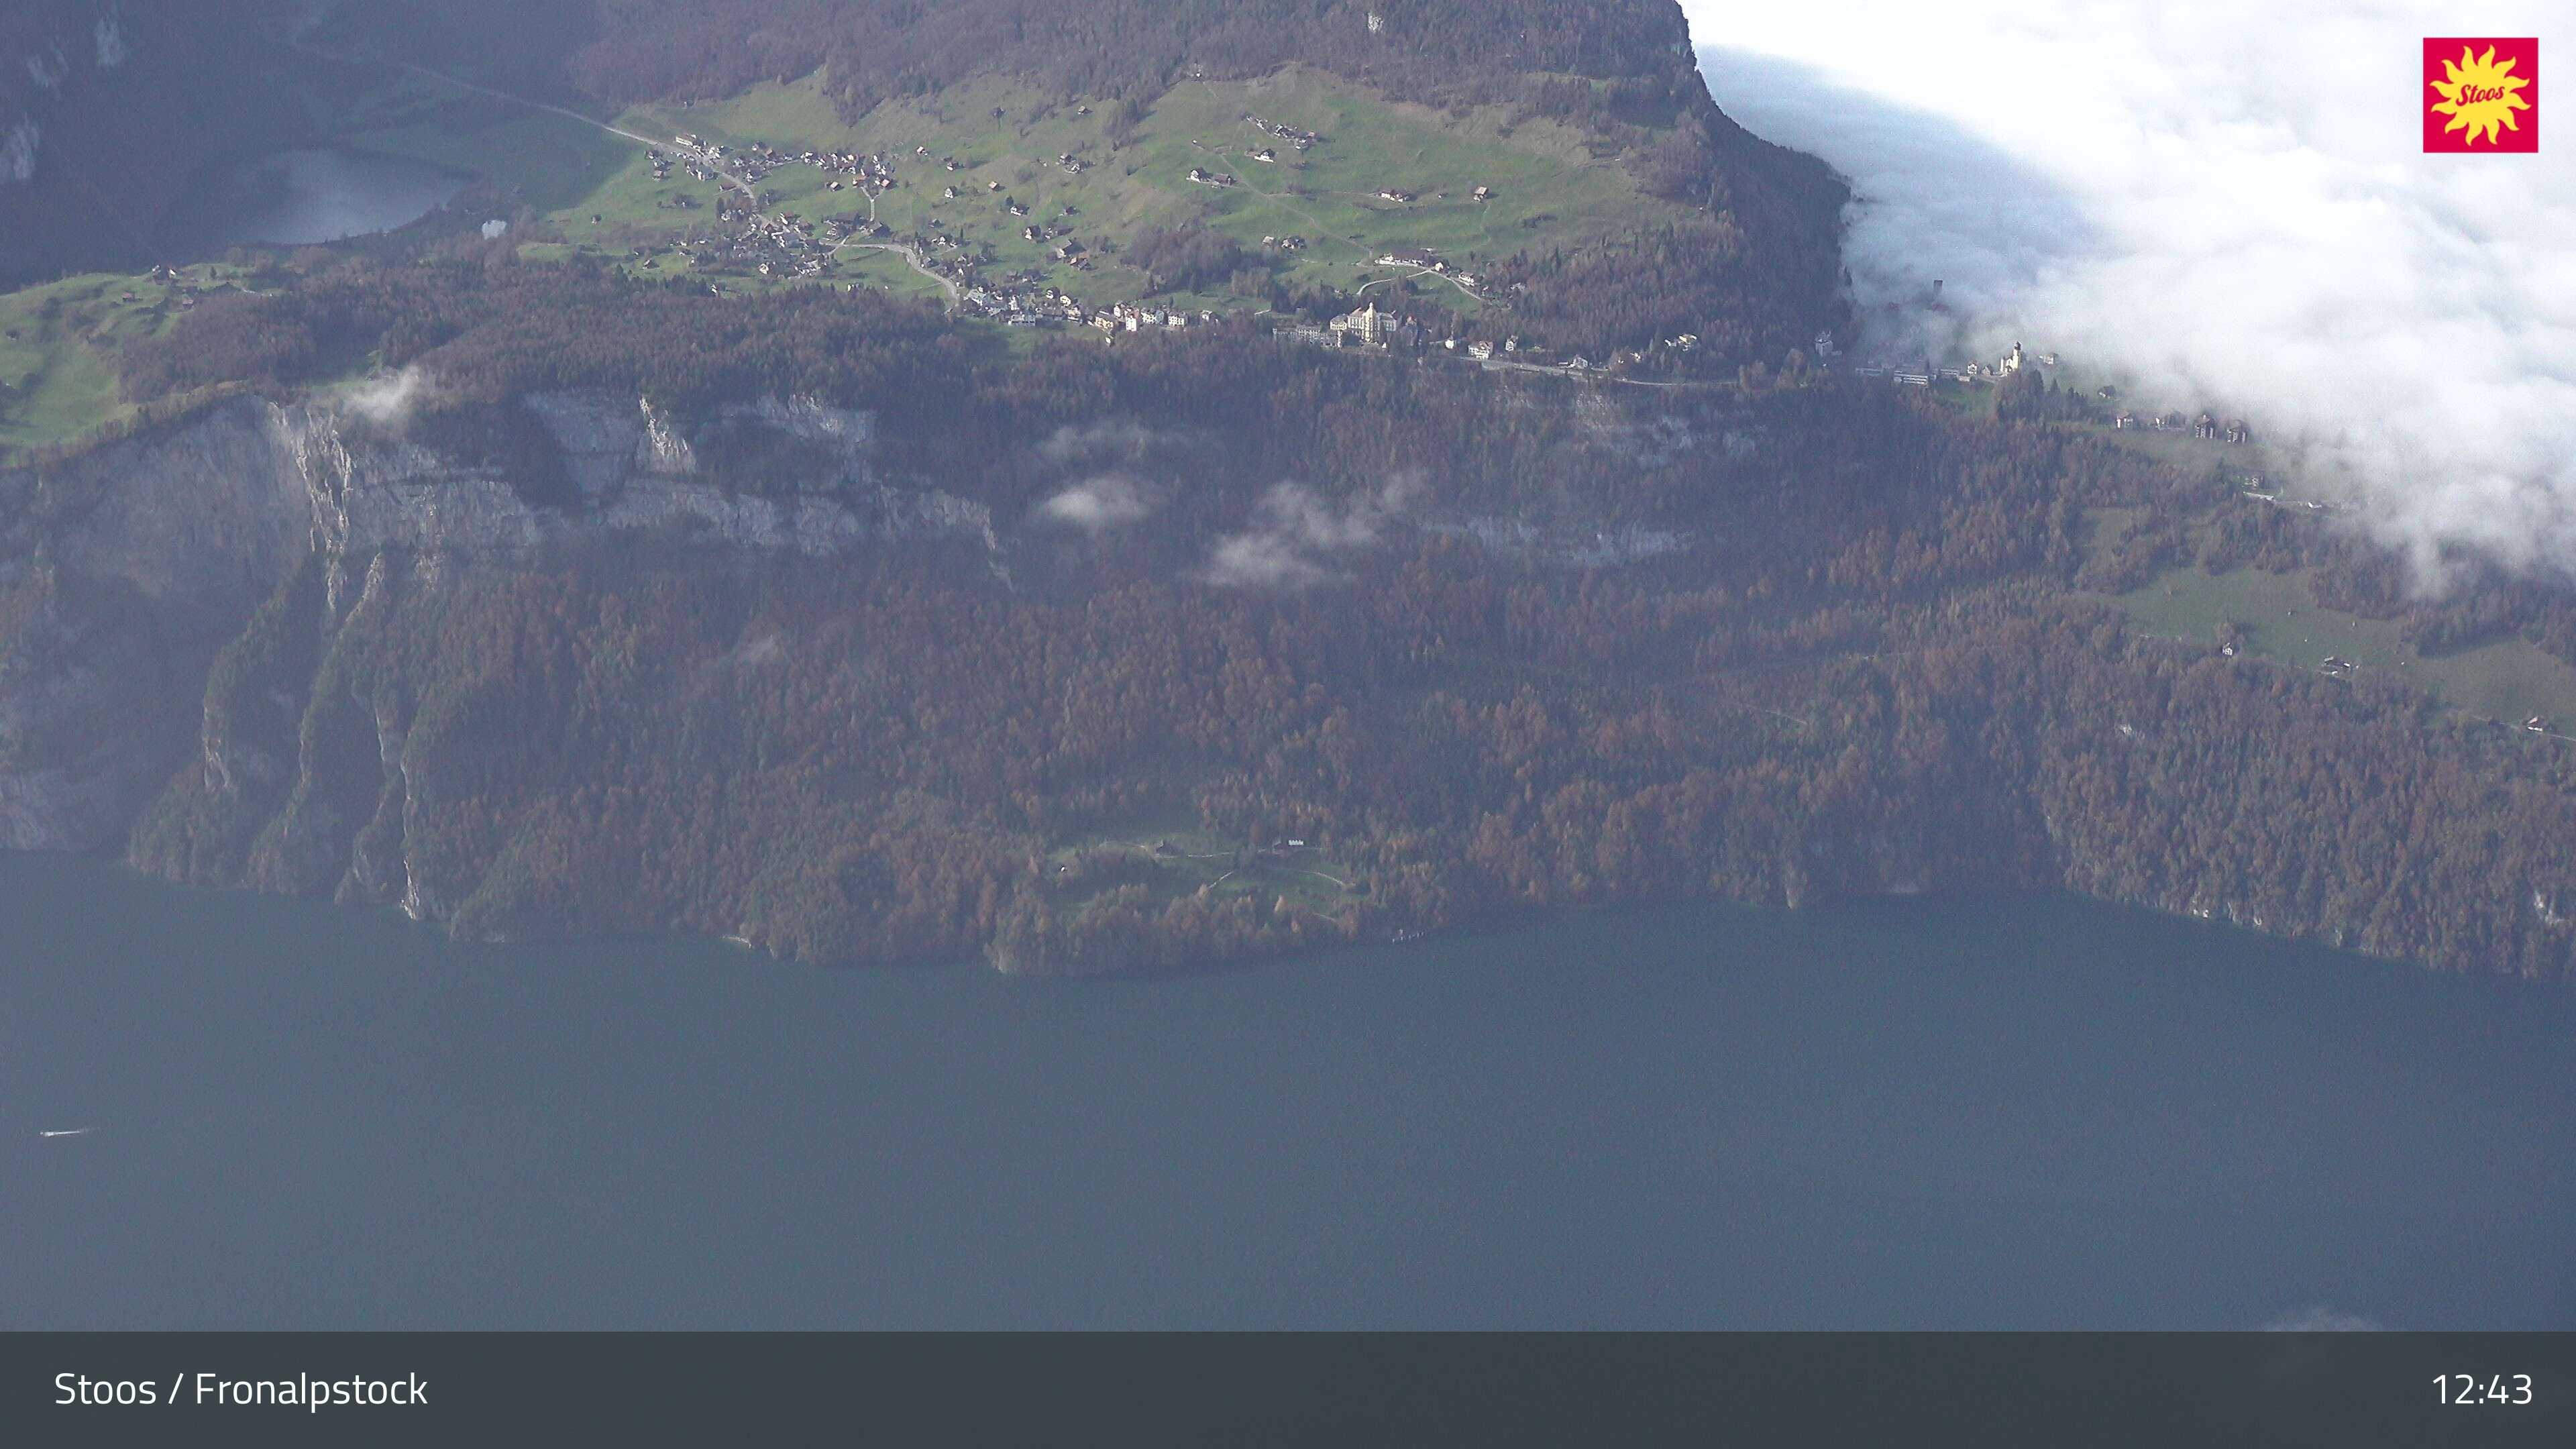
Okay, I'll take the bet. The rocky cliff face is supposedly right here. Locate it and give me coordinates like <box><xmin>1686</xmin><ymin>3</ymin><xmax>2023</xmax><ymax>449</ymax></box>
<box><xmin>0</xmin><ymin>390</ymin><xmax>994</xmax><ymax>874</ymax></box>
<box><xmin>0</xmin><ymin>376</ymin><xmax>1764</xmax><ymax>967</ymax></box>
<box><xmin>0</xmin><ymin>399</ymin><xmax>305</xmax><ymax>849</ymax></box>
<box><xmin>293</xmin><ymin>392</ymin><xmax>994</xmax><ymax>559</ymax></box>
<box><xmin>9</xmin><ymin>380</ymin><xmax>2569</xmax><ymax>981</ymax></box>
<box><xmin>0</xmin><ymin>1</ymin><xmax>306</xmax><ymax>286</ymax></box>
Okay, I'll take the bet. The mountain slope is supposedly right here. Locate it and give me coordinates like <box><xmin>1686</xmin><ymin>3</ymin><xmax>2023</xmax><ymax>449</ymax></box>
<box><xmin>7</xmin><ymin>315</ymin><xmax>2575</xmax><ymax>979</ymax></box>
<box><xmin>0</xmin><ymin>1</ymin><xmax>307</xmax><ymax>287</ymax></box>
<box><xmin>294</xmin><ymin>0</ymin><xmax>1846</xmax><ymax>363</ymax></box>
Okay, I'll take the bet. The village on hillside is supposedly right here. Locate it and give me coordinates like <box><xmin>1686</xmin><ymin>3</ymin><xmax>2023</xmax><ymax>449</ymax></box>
<box><xmin>7</xmin><ymin>56</ymin><xmax>2293</xmax><ymax>478</ymax></box>
<box><xmin>608</xmin><ymin>103</ymin><xmax>2280</xmax><ymax>459</ymax></box>
<box><xmin>1840</xmin><ymin>334</ymin><xmax>2279</xmax><ymax>479</ymax></box>
<box><xmin>179</xmin><ymin>59</ymin><xmax>1917</xmax><ymax>398</ymax></box>
<box><xmin>608</xmin><ymin>107</ymin><xmax>1534</xmax><ymax>347</ymax></box>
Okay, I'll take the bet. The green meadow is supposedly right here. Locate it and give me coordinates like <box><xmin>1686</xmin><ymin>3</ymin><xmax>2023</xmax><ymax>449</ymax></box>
<box><xmin>1049</xmin><ymin>816</ymin><xmax>1362</xmax><ymax>919</ymax></box>
<box><xmin>291</xmin><ymin>60</ymin><xmax>1695</xmax><ymax>311</ymax></box>
<box><xmin>2101</xmin><ymin>549</ymin><xmax>2576</xmax><ymax>727</ymax></box>
<box><xmin>0</xmin><ymin>270</ymin><xmax>210</xmax><ymax>455</ymax></box>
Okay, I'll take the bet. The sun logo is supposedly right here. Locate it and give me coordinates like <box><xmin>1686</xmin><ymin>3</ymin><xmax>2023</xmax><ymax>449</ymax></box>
<box><xmin>2424</xmin><ymin>38</ymin><xmax>2539</xmax><ymax>153</ymax></box>
<box><xmin>2430</xmin><ymin>46</ymin><xmax>2531</xmax><ymax>144</ymax></box>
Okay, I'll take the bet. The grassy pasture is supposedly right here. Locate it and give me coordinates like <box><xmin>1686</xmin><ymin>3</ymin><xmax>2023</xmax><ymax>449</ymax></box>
<box><xmin>1049</xmin><ymin>817</ymin><xmax>1362</xmax><ymax>918</ymax></box>
<box><xmin>2107</xmin><ymin>561</ymin><xmax>2576</xmax><ymax>727</ymax></box>
<box><xmin>0</xmin><ymin>270</ymin><xmax>200</xmax><ymax>453</ymax></box>
<box><xmin>602</xmin><ymin>66</ymin><xmax>1692</xmax><ymax>307</ymax></box>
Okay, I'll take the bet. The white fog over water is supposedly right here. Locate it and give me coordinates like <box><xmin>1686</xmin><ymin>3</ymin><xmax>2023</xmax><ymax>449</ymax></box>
<box><xmin>1686</xmin><ymin>2</ymin><xmax>2574</xmax><ymax>584</ymax></box>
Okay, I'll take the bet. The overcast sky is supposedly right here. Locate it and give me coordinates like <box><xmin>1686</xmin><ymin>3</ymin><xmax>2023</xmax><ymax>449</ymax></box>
<box><xmin>1684</xmin><ymin>1</ymin><xmax>2571</xmax><ymax>582</ymax></box>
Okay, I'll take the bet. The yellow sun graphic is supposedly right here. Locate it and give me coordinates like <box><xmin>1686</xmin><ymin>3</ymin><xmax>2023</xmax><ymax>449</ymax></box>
<box><xmin>2428</xmin><ymin>45</ymin><xmax>2532</xmax><ymax>146</ymax></box>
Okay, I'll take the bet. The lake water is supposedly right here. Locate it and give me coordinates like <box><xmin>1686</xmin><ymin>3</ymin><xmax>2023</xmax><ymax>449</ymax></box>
<box><xmin>3</xmin><ymin>851</ymin><xmax>2569</xmax><ymax>1329</ymax></box>
<box><xmin>164</xmin><ymin>148</ymin><xmax>467</xmax><ymax>252</ymax></box>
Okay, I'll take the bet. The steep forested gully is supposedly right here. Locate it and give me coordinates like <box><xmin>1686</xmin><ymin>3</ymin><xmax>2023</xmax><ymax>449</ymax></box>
<box><xmin>5</xmin><ymin>291</ymin><xmax>2573</xmax><ymax>980</ymax></box>
<box><xmin>2</xmin><ymin>1</ymin><xmax>2572</xmax><ymax>981</ymax></box>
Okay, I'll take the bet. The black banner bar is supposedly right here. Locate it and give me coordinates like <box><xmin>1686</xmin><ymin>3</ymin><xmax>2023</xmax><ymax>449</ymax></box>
<box><xmin>4</xmin><ymin>1332</ymin><xmax>2570</xmax><ymax>1447</ymax></box>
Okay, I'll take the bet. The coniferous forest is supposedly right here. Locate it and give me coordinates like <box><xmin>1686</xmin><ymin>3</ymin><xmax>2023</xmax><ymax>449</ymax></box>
<box><xmin>5</xmin><ymin>239</ymin><xmax>2557</xmax><ymax>980</ymax></box>
<box><xmin>4</xmin><ymin>1</ymin><xmax>2573</xmax><ymax>981</ymax></box>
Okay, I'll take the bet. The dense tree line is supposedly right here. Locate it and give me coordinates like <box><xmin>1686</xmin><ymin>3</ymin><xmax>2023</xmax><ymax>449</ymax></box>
<box><xmin>1485</xmin><ymin>217</ymin><xmax>1843</xmax><ymax>367</ymax></box>
<box><xmin>23</xmin><ymin>4</ymin><xmax>2571</xmax><ymax>983</ymax></box>
<box><xmin>1126</xmin><ymin>223</ymin><xmax>1252</xmax><ymax>296</ymax></box>
<box><xmin>92</xmin><ymin>297</ymin><xmax>2576</xmax><ymax>979</ymax></box>
<box><xmin>125</xmin><ymin>502</ymin><xmax>2576</xmax><ymax>981</ymax></box>
<box><xmin>318</xmin><ymin>0</ymin><xmax>1708</xmax><ymax>118</ymax></box>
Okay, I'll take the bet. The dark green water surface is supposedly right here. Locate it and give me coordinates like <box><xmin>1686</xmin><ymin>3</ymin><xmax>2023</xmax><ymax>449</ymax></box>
<box><xmin>3</xmin><ymin>852</ymin><xmax>2568</xmax><ymax>1328</ymax></box>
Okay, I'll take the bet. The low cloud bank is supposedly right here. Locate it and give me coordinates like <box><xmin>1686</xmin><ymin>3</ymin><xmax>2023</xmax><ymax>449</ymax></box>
<box><xmin>1038</xmin><ymin>474</ymin><xmax>1160</xmax><ymax>533</ymax></box>
<box><xmin>1038</xmin><ymin>420</ymin><xmax>1162</xmax><ymax>466</ymax></box>
<box><xmin>1199</xmin><ymin>476</ymin><xmax>1424</xmax><ymax>589</ymax></box>
<box><xmin>341</xmin><ymin>367</ymin><xmax>431</xmax><ymax>427</ymax></box>
<box><xmin>1687</xmin><ymin>1</ymin><xmax>2576</xmax><ymax>581</ymax></box>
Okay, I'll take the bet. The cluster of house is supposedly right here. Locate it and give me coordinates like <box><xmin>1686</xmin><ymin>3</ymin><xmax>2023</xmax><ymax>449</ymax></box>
<box><xmin>649</xmin><ymin>139</ymin><xmax>727</xmax><ymax>186</ymax></box>
<box><xmin>672</xmin><ymin>132</ymin><xmax>932</xmax><ymax>199</ymax></box>
<box><xmin>951</xmin><ymin>290</ymin><xmax>1221</xmax><ymax>335</ymax></box>
<box><xmin>1371</xmin><ymin>246</ymin><xmax>1482</xmax><ymax>294</ymax></box>
<box><xmin>1463</xmin><ymin>335</ymin><xmax>1587</xmax><ymax>364</ymax></box>
<box><xmin>634</xmin><ymin>104</ymin><xmax>1525</xmax><ymax>342</ymax></box>
<box><xmin>1947</xmin><ymin>341</ymin><xmax>2053</xmax><ymax>382</ymax></box>
<box><xmin>1825</xmin><ymin>339</ymin><xmax>2272</xmax><ymax>445</ymax></box>
<box><xmin>1091</xmin><ymin>303</ymin><xmax>1221</xmax><ymax>334</ymax></box>
<box><xmin>608</xmin><ymin>113</ymin><xmax>1744</xmax><ymax>380</ymax></box>
<box><xmin>1242</xmin><ymin>115</ymin><xmax>1322</xmax><ymax>152</ymax></box>
<box><xmin>1288</xmin><ymin>307</ymin><xmax>1659</xmax><ymax>376</ymax></box>
<box><xmin>949</xmin><ymin>248</ymin><xmax>1236</xmax><ymax>329</ymax></box>
<box><xmin>1845</xmin><ymin>340</ymin><xmax>2065</xmax><ymax>389</ymax></box>
<box><xmin>645</xmin><ymin>121</ymin><xmax>1140</xmax><ymax>299</ymax></box>
<box><xmin>2113</xmin><ymin>409</ymin><xmax>2251</xmax><ymax>443</ymax></box>
<box><xmin>140</xmin><ymin>263</ymin><xmax>223</xmax><ymax>312</ymax></box>
<box><xmin>1542</xmin><ymin>350</ymin><xmax>1652</xmax><ymax>372</ymax></box>
<box><xmin>956</xmin><ymin>283</ymin><xmax>1084</xmax><ymax>326</ymax></box>
<box><xmin>1849</xmin><ymin>360</ymin><xmax>1934</xmax><ymax>386</ymax></box>
<box><xmin>1846</xmin><ymin>338</ymin><xmax>1937</xmax><ymax>385</ymax></box>
<box><xmin>672</xmin><ymin>205</ymin><xmax>889</xmax><ymax>282</ymax></box>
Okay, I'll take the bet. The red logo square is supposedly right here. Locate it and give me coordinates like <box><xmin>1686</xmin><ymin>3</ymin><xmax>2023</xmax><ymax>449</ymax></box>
<box><xmin>2424</xmin><ymin>38</ymin><xmax>2538</xmax><ymax>152</ymax></box>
